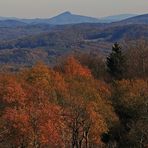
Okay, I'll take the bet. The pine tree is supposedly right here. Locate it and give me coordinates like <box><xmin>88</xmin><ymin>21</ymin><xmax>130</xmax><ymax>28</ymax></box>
<box><xmin>106</xmin><ymin>43</ymin><xmax>126</xmax><ymax>80</ymax></box>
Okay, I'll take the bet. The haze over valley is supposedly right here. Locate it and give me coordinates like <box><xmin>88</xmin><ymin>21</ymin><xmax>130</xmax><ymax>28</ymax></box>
<box><xmin>0</xmin><ymin>12</ymin><xmax>147</xmax><ymax>66</ymax></box>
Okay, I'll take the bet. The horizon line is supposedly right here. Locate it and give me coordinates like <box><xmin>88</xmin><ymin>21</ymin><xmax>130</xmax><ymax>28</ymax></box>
<box><xmin>0</xmin><ymin>11</ymin><xmax>146</xmax><ymax>20</ymax></box>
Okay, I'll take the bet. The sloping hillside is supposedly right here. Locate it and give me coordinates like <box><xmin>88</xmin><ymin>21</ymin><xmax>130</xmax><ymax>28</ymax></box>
<box><xmin>113</xmin><ymin>14</ymin><xmax>148</xmax><ymax>25</ymax></box>
<box><xmin>0</xmin><ymin>13</ymin><xmax>147</xmax><ymax>66</ymax></box>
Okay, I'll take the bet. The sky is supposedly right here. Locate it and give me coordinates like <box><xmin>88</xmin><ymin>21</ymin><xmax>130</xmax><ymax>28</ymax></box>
<box><xmin>0</xmin><ymin>0</ymin><xmax>148</xmax><ymax>18</ymax></box>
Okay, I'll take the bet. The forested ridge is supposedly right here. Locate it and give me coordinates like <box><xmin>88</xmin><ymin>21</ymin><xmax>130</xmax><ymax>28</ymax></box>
<box><xmin>0</xmin><ymin>42</ymin><xmax>148</xmax><ymax>148</ymax></box>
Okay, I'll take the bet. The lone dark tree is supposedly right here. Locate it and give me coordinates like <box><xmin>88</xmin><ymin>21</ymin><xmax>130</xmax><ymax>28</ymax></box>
<box><xmin>106</xmin><ymin>43</ymin><xmax>126</xmax><ymax>80</ymax></box>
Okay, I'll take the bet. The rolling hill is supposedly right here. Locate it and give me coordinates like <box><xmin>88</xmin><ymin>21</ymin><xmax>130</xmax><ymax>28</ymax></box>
<box><xmin>113</xmin><ymin>13</ymin><xmax>148</xmax><ymax>25</ymax></box>
<box><xmin>98</xmin><ymin>14</ymin><xmax>137</xmax><ymax>23</ymax></box>
<box><xmin>0</xmin><ymin>13</ymin><xmax>147</xmax><ymax>66</ymax></box>
<box><xmin>0</xmin><ymin>20</ymin><xmax>27</xmax><ymax>27</ymax></box>
<box><xmin>0</xmin><ymin>23</ymin><xmax>147</xmax><ymax>65</ymax></box>
<box><xmin>0</xmin><ymin>12</ymin><xmax>138</xmax><ymax>25</ymax></box>
<box><xmin>0</xmin><ymin>12</ymin><xmax>100</xmax><ymax>25</ymax></box>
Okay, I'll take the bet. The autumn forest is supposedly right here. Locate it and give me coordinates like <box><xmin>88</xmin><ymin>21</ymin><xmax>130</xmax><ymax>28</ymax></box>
<box><xmin>0</xmin><ymin>41</ymin><xmax>147</xmax><ymax>148</ymax></box>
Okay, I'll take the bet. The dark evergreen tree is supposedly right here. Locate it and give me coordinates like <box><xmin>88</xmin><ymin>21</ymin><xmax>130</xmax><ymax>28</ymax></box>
<box><xmin>106</xmin><ymin>43</ymin><xmax>126</xmax><ymax>80</ymax></box>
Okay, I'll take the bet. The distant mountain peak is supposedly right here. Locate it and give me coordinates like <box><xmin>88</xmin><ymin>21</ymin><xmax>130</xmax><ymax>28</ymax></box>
<box><xmin>56</xmin><ymin>11</ymin><xmax>72</xmax><ymax>17</ymax></box>
<box><xmin>48</xmin><ymin>11</ymin><xmax>99</xmax><ymax>25</ymax></box>
<box><xmin>60</xmin><ymin>11</ymin><xmax>72</xmax><ymax>15</ymax></box>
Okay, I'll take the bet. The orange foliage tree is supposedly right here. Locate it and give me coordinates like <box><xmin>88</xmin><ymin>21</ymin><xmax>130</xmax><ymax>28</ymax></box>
<box><xmin>63</xmin><ymin>56</ymin><xmax>92</xmax><ymax>78</ymax></box>
<box><xmin>0</xmin><ymin>59</ymin><xmax>118</xmax><ymax>147</ymax></box>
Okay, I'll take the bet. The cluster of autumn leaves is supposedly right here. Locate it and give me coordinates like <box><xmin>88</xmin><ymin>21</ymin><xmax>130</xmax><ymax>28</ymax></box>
<box><xmin>0</xmin><ymin>56</ymin><xmax>148</xmax><ymax>148</ymax></box>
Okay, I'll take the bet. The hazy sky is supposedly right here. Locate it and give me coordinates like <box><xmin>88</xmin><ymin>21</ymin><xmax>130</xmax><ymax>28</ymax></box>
<box><xmin>0</xmin><ymin>0</ymin><xmax>148</xmax><ymax>18</ymax></box>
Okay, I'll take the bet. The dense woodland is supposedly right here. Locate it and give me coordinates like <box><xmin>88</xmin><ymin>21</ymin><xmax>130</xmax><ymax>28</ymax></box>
<box><xmin>0</xmin><ymin>42</ymin><xmax>148</xmax><ymax>148</ymax></box>
<box><xmin>0</xmin><ymin>16</ymin><xmax>148</xmax><ymax>66</ymax></box>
